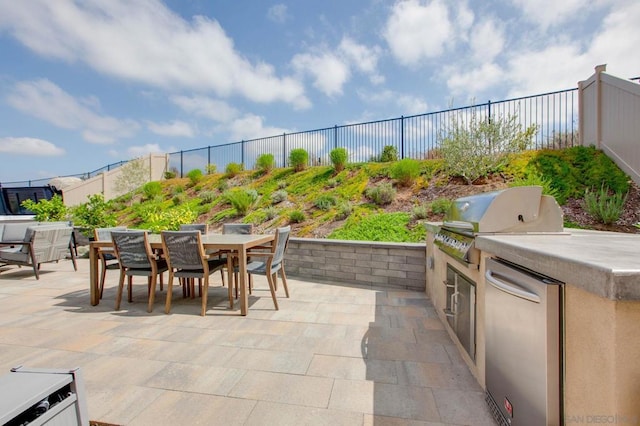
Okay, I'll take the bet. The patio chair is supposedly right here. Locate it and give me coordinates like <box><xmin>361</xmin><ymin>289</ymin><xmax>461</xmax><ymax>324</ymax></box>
<box><xmin>161</xmin><ymin>230</ymin><xmax>228</xmax><ymax>316</ymax></box>
<box><xmin>111</xmin><ymin>231</ymin><xmax>168</xmax><ymax>313</ymax></box>
<box><xmin>179</xmin><ymin>223</ymin><xmax>208</xmax><ymax>234</ymax></box>
<box><xmin>243</xmin><ymin>225</ymin><xmax>291</xmax><ymax>310</ymax></box>
<box><xmin>94</xmin><ymin>226</ymin><xmax>127</xmax><ymax>299</ymax></box>
<box><xmin>222</xmin><ymin>223</ymin><xmax>254</xmax><ymax>296</ymax></box>
<box><xmin>0</xmin><ymin>225</ymin><xmax>77</xmax><ymax>280</ymax></box>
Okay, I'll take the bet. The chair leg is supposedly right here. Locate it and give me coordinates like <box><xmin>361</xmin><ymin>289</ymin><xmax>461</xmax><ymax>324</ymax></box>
<box><xmin>115</xmin><ymin>271</ymin><xmax>126</xmax><ymax>310</ymax></box>
<box><xmin>128</xmin><ymin>276</ymin><xmax>133</xmax><ymax>302</ymax></box>
<box><xmin>159</xmin><ymin>272</ymin><xmax>164</xmax><ymax>291</ymax></box>
<box><xmin>147</xmin><ymin>274</ymin><xmax>158</xmax><ymax>313</ymax></box>
<box><xmin>201</xmin><ymin>276</ymin><xmax>209</xmax><ymax>316</ymax></box>
<box><xmin>165</xmin><ymin>273</ymin><xmax>174</xmax><ymax>314</ymax></box>
<box><xmin>266</xmin><ymin>271</ymin><xmax>279</xmax><ymax>310</ymax></box>
<box><xmin>99</xmin><ymin>258</ymin><xmax>107</xmax><ymax>299</ymax></box>
<box><xmin>280</xmin><ymin>266</ymin><xmax>290</xmax><ymax>298</ymax></box>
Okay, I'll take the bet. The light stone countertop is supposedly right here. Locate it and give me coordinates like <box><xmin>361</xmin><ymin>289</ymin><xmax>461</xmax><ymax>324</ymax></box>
<box><xmin>474</xmin><ymin>229</ymin><xmax>640</xmax><ymax>300</ymax></box>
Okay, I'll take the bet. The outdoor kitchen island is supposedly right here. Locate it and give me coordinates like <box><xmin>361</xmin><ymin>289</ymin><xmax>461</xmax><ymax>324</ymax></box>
<box><xmin>426</xmin><ymin>224</ymin><xmax>640</xmax><ymax>424</ymax></box>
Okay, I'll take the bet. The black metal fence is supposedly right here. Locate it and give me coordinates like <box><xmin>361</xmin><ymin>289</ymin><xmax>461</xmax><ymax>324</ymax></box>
<box><xmin>3</xmin><ymin>87</ymin><xmax>580</xmax><ymax>185</ymax></box>
<box><xmin>167</xmin><ymin>87</ymin><xmax>579</xmax><ymax>177</ymax></box>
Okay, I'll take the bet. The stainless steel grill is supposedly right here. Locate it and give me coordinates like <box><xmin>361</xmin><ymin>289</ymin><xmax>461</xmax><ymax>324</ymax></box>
<box><xmin>434</xmin><ymin>186</ymin><xmax>564</xmax><ymax>264</ymax></box>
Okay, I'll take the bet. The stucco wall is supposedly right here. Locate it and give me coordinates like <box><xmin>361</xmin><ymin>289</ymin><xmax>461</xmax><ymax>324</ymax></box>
<box><xmin>286</xmin><ymin>238</ymin><xmax>426</xmax><ymax>291</ymax></box>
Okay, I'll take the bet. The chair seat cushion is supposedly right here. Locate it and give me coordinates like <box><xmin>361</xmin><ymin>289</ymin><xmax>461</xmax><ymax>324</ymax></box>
<box><xmin>175</xmin><ymin>258</ymin><xmax>226</xmax><ymax>278</ymax></box>
<box><xmin>126</xmin><ymin>259</ymin><xmax>168</xmax><ymax>276</ymax></box>
<box><xmin>0</xmin><ymin>247</ymin><xmax>29</xmax><ymax>263</ymax></box>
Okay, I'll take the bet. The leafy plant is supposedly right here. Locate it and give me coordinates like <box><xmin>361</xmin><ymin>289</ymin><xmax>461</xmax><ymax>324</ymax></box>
<box><xmin>328</xmin><ymin>212</ymin><xmax>425</xmax><ymax>242</ymax></box>
<box><xmin>327</xmin><ymin>178</ymin><xmax>338</xmax><ymax>188</ymax></box>
<box><xmin>164</xmin><ymin>170</ymin><xmax>177</xmax><ymax>179</ymax></box>
<box><xmin>277</xmin><ymin>180</ymin><xmax>287</xmax><ymax>189</ymax></box>
<box><xmin>225</xmin><ymin>162</ymin><xmax>243</xmax><ymax>177</ymax></box>
<box><xmin>365</xmin><ymin>182</ymin><xmax>396</xmax><ymax>205</ymax></box>
<box><xmin>314</xmin><ymin>194</ymin><xmax>337</xmax><ymax>211</ymax></box>
<box><xmin>256</xmin><ymin>153</ymin><xmax>275</xmax><ymax>174</ymax></box>
<box><xmin>430</xmin><ymin>198</ymin><xmax>453</xmax><ymax>215</ymax></box>
<box><xmin>172</xmin><ymin>185</ymin><xmax>184</xmax><ymax>195</ymax></box>
<box><xmin>186</xmin><ymin>168</ymin><xmax>203</xmax><ymax>185</ymax></box>
<box><xmin>329</xmin><ymin>147</ymin><xmax>348</xmax><ymax>172</ymax></box>
<box><xmin>264</xmin><ymin>206</ymin><xmax>278</xmax><ymax>220</ymax></box>
<box><xmin>271</xmin><ymin>189</ymin><xmax>288</xmax><ymax>204</ymax></box>
<box><xmin>224</xmin><ymin>188</ymin><xmax>258</xmax><ymax>215</ymax></box>
<box><xmin>172</xmin><ymin>193</ymin><xmax>187</xmax><ymax>206</ymax></box>
<box><xmin>71</xmin><ymin>194</ymin><xmax>117</xmax><ymax>236</ymax></box>
<box><xmin>199</xmin><ymin>191</ymin><xmax>217</xmax><ymax>204</ymax></box>
<box><xmin>289</xmin><ymin>148</ymin><xmax>309</xmax><ymax>172</ymax></box>
<box><xmin>21</xmin><ymin>195</ymin><xmax>68</xmax><ymax>222</ymax></box>
<box><xmin>142</xmin><ymin>181</ymin><xmax>162</xmax><ymax>199</ymax></box>
<box><xmin>143</xmin><ymin>205</ymin><xmax>197</xmax><ymax>232</ymax></box>
<box><xmin>391</xmin><ymin>158</ymin><xmax>420</xmax><ymax>187</ymax></box>
<box><xmin>509</xmin><ymin>172</ymin><xmax>560</xmax><ymax>200</ymax></box>
<box><xmin>289</xmin><ymin>209</ymin><xmax>306</xmax><ymax>223</ymax></box>
<box><xmin>335</xmin><ymin>201</ymin><xmax>353</xmax><ymax>220</ymax></box>
<box><xmin>584</xmin><ymin>185</ymin><xmax>628</xmax><ymax>224</ymax></box>
<box><xmin>206</xmin><ymin>164</ymin><xmax>217</xmax><ymax>174</ymax></box>
<box><xmin>439</xmin><ymin>112</ymin><xmax>536</xmax><ymax>184</ymax></box>
<box><xmin>380</xmin><ymin>145</ymin><xmax>398</xmax><ymax>162</ymax></box>
<box><xmin>412</xmin><ymin>204</ymin><xmax>429</xmax><ymax>220</ymax></box>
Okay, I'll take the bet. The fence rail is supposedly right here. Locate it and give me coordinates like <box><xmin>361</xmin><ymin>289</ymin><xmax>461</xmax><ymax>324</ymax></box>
<box><xmin>3</xmin><ymin>87</ymin><xmax>581</xmax><ymax>186</ymax></box>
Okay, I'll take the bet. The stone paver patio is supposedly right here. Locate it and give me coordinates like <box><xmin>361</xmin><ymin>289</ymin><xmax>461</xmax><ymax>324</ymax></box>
<box><xmin>0</xmin><ymin>258</ymin><xmax>495</xmax><ymax>425</ymax></box>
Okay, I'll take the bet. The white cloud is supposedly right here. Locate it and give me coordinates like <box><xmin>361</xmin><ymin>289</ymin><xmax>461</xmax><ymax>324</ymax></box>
<box><xmin>147</xmin><ymin>120</ymin><xmax>195</xmax><ymax>137</ymax></box>
<box><xmin>6</xmin><ymin>79</ymin><xmax>139</xmax><ymax>144</ymax></box>
<box><xmin>338</xmin><ymin>37</ymin><xmax>384</xmax><ymax>85</ymax></box>
<box><xmin>470</xmin><ymin>19</ymin><xmax>504</xmax><ymax>62</ymax></box>
<box><xmin>127</xmin><ymin>143</ymin><xmax>164</xmax><ymax>157</ymax></box>
<box><xmin>292</xmin><ymin>51</ymin><xmax>351</xmax><ymax>97</ymax></box>
<box><xmin>171</xmin><ymin>95</ymin><xmax>239</xmax><ymax>123</ymax></box>
<box><xmin>228</xmin><ymin>114</ymin><xmax>288</xmax><ymax>141</ymax></box>
<box><xmin>267</xmin><ymin>4</ymin><xmax>289</xmax><ymax>24</ymax></box>
<box><xmin>383</xmin><ymin>0</ymin><xmax>453</xmax><ymax>66</ymax></box>
<box><xmin>509</xmin><ymin>0</ymin><xmax>587</xmax><ymax>29</ymax></box>
<box><xmin>446</xmin><ymin>62</ymin><xmax>505</xmax><ymax>97</ymax></box>
<box><xmin>0</xmin><ymin>0</ymin><xmax>310</xmax><ymax>109</ymax></box>
<box><xmin>357</xmin><ymin>89</ymin><xmax>428</xmax><ymax>115</ymax></box>
<box><xmin>0</xmin><ymin>137</ymin><xmax>65</xmax><ymax>156</ymax></box>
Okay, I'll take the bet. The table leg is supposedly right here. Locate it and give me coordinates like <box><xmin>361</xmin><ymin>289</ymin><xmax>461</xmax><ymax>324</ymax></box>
<box><xmin>238</xmin><ymin>248</ymin><xmax>248</xmax><ymax>316</ymax></box>
<box><xmin>89</xmin><ymin>245</ymin><xmax>99</xmax><ymax>306</ymax></box>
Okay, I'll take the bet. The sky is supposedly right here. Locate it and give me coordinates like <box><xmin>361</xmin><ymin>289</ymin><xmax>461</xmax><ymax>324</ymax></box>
<box><xmin>0</xmin><ymin>0</ymin><xmax>639</xmax><ymax>184</ymax></box>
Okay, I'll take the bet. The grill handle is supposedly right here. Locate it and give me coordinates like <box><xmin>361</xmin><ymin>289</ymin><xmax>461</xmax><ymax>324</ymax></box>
<box><xmin>485</xmin><ymin>269</ymin><xmax>541</xmax><ymax>303</ymax></box>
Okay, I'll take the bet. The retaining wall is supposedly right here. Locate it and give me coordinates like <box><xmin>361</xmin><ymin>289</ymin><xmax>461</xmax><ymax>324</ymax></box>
<box><xmin>286</xmin><ymin>238</ymin><xmax>426</xmax><ymax>291</ymax></box>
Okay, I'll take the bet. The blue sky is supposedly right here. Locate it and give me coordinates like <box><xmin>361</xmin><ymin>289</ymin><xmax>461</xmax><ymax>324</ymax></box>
<box><xmin>1</xmin><ymin>0</ymin><xmax>639</xmax><ymax>183</ymax></box>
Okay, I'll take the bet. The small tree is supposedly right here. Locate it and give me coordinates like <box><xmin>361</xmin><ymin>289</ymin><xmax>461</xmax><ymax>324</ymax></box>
<box><xmin>380</xmin><ymin>145</ymin><xmax>398</xmax><ymax>162</ymax></box>
<box><xmin>21</xmin><ymin>195</ymin><xmax>68</xmax><ymax>222</ymax></box>
<box><xmin>256</xmin><ymin>153</ymin><xmax>275</xmax><ymax>174</ymax></box>
<box><xmin>289</xmin><ymin>148</ymin><xmax>308</xmax><ymax>172</ymax></box>
<box><xmin>114</xmin><ymin>157</ymin><xmax>149</xmax><ymax>197</ymax></box>
<box><xmin>329</xmin><ymin>147</ymin><xmax>348</xmax><ymax>172</ymax></box>
<box><xmin>71</xmin><ymin>194</ymin><xmax>117</xmax><ymax>236</ymax></box>
<box><xmin>439</xmin><ymin>112</ymin><xmax>536</xmax><ymax>184</ymax></box>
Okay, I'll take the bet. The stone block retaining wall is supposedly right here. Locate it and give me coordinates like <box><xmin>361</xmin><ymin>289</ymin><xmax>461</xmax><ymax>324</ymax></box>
<box><xmin>285</xmin><ymin>238</ymin><xmax>426</xmax><ymax>291</ymax></box>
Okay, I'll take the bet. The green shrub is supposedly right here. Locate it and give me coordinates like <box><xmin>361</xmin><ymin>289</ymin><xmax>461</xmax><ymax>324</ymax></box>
<box><xmin>365</xmin><ymin>182</ymin><xmax>396</xmax><ymax>205</ymax></box>
<box><xmin>277</xmin><ymin>180</ymin><xmax>287</xmax><ymax>189</ymax></box>
<box><xmin>440</xmin><ymin>113</ymin><xmax>536</xmax><ymax>184</ymax></box>
<box><xmin>172</xmin><ymin>185</ymin><xmax>184</xmax><ymax>195</ymax></box>
<box><xmin>327</xmin><ymin>178</ymin><xmax>338</xmax><ymax>188</ymax></box>
<box><xmin>172</xmin><ymin>193</ymin><xmax>187</xmax><ymax>206</ymax></box>
<box><xmin>412</xmin><ymin>204</ymin><xmax>429</xmax><ymax>220</ymax></box>
<box><xmin>584</xmin><ymin>185</ymin><xmax>628</xmax><ymax>225</ymax></box>
<box><xmin>271</xmin><ymin>189</ymin><xmax>288</xmax><ymax>204</ymax></box>
<box><xmin>224</xmin><ymin>188</ymin><xmax>258</xmax><ymax>215</ymax></box>
<box><xmin>71</xmin><ymin>194</ymin><xmax>117</xmax><ymax>235</ymax></box>
<box><xmin>314</xmin><ymin>194</ymin><xmax>337</xmax><ymax>211</ymax></box>
<box><xmin>256</xmin><ymin>153</ymin><xmax>275</xmax><ymax>174</ymax></box>
<box><xmin>199</xmin><ymin>190</ymin><xmax>217</xmax><ymax>204</ymax></box>
<box><xmin>21</xmin><ymin>194</ymin><xmax>68</xmax><ymax>222</ymax></box>
<box><xmin>329</xmin><ymin>147</ymin><xmax>348</xmax><ymax>172</ymax></box>
<box><xmin>335</xmin><ymin>201</ymin><xmax>353</xmax><ymax>220</ymax></box>
<box><xmin>289</xmin><ymin>148</ymin><xmax>308</xmax><ymax>172</ymax></box>
<box><xmin>264</xmin><ymin>206</ymin><xmax>278</xmax><ymax>220</ymax></box>
<box><xmin>217</xmin><ymin>179</ymin><xmax>229</xmax><ymax>192</ymax></box>
<box><xmin>205</xmin><ymin>164</ymin><xmax>217</xmax><ymax>175</ymax></box>
<box><xmin>143</xmin><ymin>205</ymin><xmax>197</xmax><ymax>232</ymax></box>
<box><xmin>225</xmin><ymin>162</ymin><xmax>243</xmax><ymax>177</ymax></box>
<box><xmin>391</xmin><ymin>158</ymin><xmax>420</xmax><ymax>187</ymax></box>
<box><xmin>380</xmin><ymin>145</ymin><xmax>398</xmax><ymax>162</ymax></box>
<box><xmin>186</xmin><ymin>168</ymin><xmax>203</xmax><ymax>185</ymax></box>
<box><xmin>430</xmin><ymin>198</ymin><xmax>453</xmax><ymax>215</ymax></box>
<box><xmin>509</xmin><ymin>173</ymin><xmax>561</xmax><ymax>200</ymax></box>
<box><xmin>164</xmin><ymin>170</ymin><xmax>177</xmax><ymax>179</ymax></box>
<box><xmin>142</xmin><ymin>181</ymin><xmax>162</xmax><ymax>199</ymax></box>
<box><xmin>289</xmin><ymin>210</ymin><xmax>306</xmax><ymax>223</ymax></box>
<box><xmin>328</xmin><ymin>212</ymin><xmax>425</xmax><ymax>242</ymax></box>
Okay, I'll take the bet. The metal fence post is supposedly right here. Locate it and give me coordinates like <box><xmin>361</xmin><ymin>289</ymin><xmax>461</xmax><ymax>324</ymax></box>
<box><xmin>400</xmin><ymin>116</ymin><xmax>405</xmax><ymax>159</ymax></box>
<box><xmin>334</xmin><ymin>125</ymin><xmax>338</xmax><ymax>149</ymax></box>
<box><xmin>241</xmin><ymin>140</ymin><xmax>245</xmax><ymax>170</ymax></box>
<box><xmin>207</xmin><ymin>146</ymin><xmax>211</xmax><ymax>171</ymax></box>
<box><xmin>282</xmin><ymin>133</ymin><xmax>287</xmax><ymax>168</ymax></box>
<box><xmin>180</xmin><ymin>151</ymin><xmax>184</xmax><ymax>178</ymax></box>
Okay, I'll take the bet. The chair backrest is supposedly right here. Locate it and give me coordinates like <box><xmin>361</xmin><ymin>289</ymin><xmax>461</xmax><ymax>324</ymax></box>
<box><xmin>271</xmin><ymin>226</ymin><xmax>291</xmax><ymax>267</ymax></box>
<box><xmin>94</xmin><ymin>226</ymin><xmax>127</xmax><ymax>242</ymax></box>
<box><xmin>111</xmin><ymin>231</ymin><xmax>153</xmax><ymax>269</ymax></box>
<box><xmin>21</xmin><ymin>226</ymin><xmax>73</xmax><ymax>262</ymax></box>
<box><xmin>179</xmin><ymin>224</ymin><xmax>208</xmax><ymax>234</ymax></box>
<box><xmin>161</xmin><ymin>230</ymin><xmax>205</xmax><ymax>270</ymax></box>
<box><xmin>222</xmin><ymin>223</ymin><xmax>253</xmax><ymax>235</ymax></box>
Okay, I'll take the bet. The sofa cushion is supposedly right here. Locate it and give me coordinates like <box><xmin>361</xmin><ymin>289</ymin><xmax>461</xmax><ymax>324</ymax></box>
<box><xmin>0</xmin><ymin>247</ymin><xmax>28</xmax><ymax>263</ymax></box>
<box><xmin>0</xmin><ymin>222</ymin><xmax>37</xmax><ymax>242</ymax></box>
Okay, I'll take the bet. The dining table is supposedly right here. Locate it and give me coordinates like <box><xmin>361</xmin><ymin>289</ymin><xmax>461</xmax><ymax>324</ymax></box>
<box><xmin>88</xmin><ymin>232</ymin><xmax>275</xmax><ymax>316</ymax></box>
